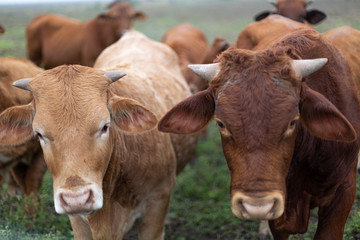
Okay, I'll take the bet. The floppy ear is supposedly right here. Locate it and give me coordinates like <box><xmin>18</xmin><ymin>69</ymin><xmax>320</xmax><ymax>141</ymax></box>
<box><xmin>254</xmin><ymin>11</ymin><xmax>273</xmax><ymax>21</ymax></box>
<box><xmin>0</xmin><ymin>103</ymin><xmax>35</xmax><ymax>146</ymax></box>
<box><xmin>131</xmin><ymin>11</ymin><xmax>146</xmax><ymax>21</ymax></box>
<box><xmin>300</xmin><ymin>83</ymin><xmax>356</xmax><ymax>142</ymax></box>
<box><xmin>108</xmin><ymin>95</ymin><xmax>157</xmax><ymax>134</ymax></box>
<box><xmin>305</xmin><ymin>10</ymin><xmax>327</xmax><ymax>24</ymax></box>
<box><xmin>158</xmin><ymin>89</ymin><xmax>215</xmax><ymax>134</ymax></box>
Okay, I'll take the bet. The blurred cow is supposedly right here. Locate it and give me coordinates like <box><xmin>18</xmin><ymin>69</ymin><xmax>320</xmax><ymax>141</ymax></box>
<box><xmin>0</xmin><ymin>24</ymin><xmax>5</xmax><ymax>34</ymax></box>
<box><xmin>158</xmin><ymin>29</ymin><xmax>360</xmax><ymax>239</ymax></box>
<box><xmin>0</xmin><ymin>57</ymin><xmax>46</xmax><ymax>213</ymax></box>
<box><xmin>162</xmin><ymin>23</ymin><xmax>229</xmax><ymax>92</ymax></box>
<box><xmin>254</xmin><ymin>0</ymin><xmax>326</xmax><ymax>24</ymax></box>
<box><xmin>26</xmin><ymin>1</ymin><xmax>146</xmax><ymax>69</ymax></box>
<box><xmin>0</xmin><ymin>30</ymin><xmax>197</xmax><ymax>239</ymax></box>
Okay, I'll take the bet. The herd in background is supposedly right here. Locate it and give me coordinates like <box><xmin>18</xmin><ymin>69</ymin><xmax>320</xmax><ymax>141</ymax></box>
<box><xmin>0</xmin><ymin>0</ymin><xmax>359</xmax><ymax>239</ymax></box>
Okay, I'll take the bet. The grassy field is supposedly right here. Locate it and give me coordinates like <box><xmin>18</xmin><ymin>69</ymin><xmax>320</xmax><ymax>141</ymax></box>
<box><xmin>0</xmin><ymin>0</ymin><xmax>360</xmax><ymax>239</ymax></box>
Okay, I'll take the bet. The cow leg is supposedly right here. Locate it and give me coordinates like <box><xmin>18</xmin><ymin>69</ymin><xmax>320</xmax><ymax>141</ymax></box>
<box><xmin>314</xmin><ymin>177</ymin><xmax>356</xmax><ymax>240</ymax></box>
<box><xmin>258</xmin><ymin>220</ymin><xmax>273</xmax><ymax>240</ymax></box>
<box><xmin>138</xmin><ymin>190</ymin><xmax>172</xmax><ymax>240</ymax></box>
<box><xmin>69</xmin><ymin>215</ymin><xmax>93</xmax><ymax>240</ymax></box>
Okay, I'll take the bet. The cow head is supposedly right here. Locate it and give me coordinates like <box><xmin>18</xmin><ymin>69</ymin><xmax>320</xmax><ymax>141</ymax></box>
<box><xmin>0</xmin><ymin>65</ymin><xmax>157</xmax><ymax>215</ymax></box>
<box><xmin>158</xmin><ymin>48</ymin><xmax>356</xmax><ymax>220</ymax></box>
<box><xmin>255</xmin><ymin>0</ymin><xmax>326</xmax><ymax>24</ymax></box>
<box><xmin>98</xmin><ymin>1</ymin><xmax>146</xmax><ymax>38</ymax></box>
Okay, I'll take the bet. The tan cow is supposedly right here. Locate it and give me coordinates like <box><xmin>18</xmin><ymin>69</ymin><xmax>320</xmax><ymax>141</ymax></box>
<box><xmin>0</xmin><ymin>57</ymin><xmax>46</xmax><ymax>212</ymax></box>
<box><xmin>0</xmin><ymin>30</ymin><xmax>196</xmax><ymax>239</ymax></box>
<box><xmin>162</xmin><ymin>23</ymin><xmax>229</xmax><ymax>92</ymax></box>
<box><xmin>254</xmin><ymin>0</ymin><xmax>326</xmax><ymax>24</ymax></box>
<box><xmin>26</xmin><ymin>1</ymin><xmax>146</xmax><ymax>69</ymax></box>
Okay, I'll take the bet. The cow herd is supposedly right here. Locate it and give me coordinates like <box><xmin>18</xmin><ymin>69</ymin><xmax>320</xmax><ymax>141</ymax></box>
<box><xmin>0</xmin><ymin>0</ymin><xmax>359</xmax><ymax>239</ymax></box>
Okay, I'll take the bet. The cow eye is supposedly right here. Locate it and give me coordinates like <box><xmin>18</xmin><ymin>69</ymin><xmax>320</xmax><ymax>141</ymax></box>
<box><xmin>216</xmin><ymin>121</ymin><xmax>225</xmax><ymax>128</ymax></box>
<box><xmin>100</xmin><ymin>123</ymin><xmax>110</xmax><ymax>135</ymax></box>
<box><xmin>290</xmin><ymin>120</ymin><xmax>297</xmax><ymax>127</ymax></box>
<box><xmin>36</xmin><ymin>132</ymin><xmax>43</xmax><ymax>140</ymax></box>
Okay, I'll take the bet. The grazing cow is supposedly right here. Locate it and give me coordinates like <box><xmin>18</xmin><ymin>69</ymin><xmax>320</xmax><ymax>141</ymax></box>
<box><xmin>0</xmin><ymin>30</ymin><xmax>196</xmax><ymax>239</ymax></box>
<box><xmin>0</xmin><ymin>57</ymin><xmax>46</xmax><ymax>210</ymax></box>
<box><xmin>236</xmin><ymin>14</ymin><xmax>312</xmax><ymax>50</ymax></box>
<box><xmin>26</xmin><ymin>1</ymin><xmax>146</xmax><ymax>69</ymax></box>
<box><xmin>162</xmin><ymin>23</ymin><xmax>229</xmax><ymax>92</ymax></box>
<box><xmin>254</xmin><ymin>0</ymin><xmax>326</xmax><ymax>24</ymax></box>
<box><xmin>158</xmin><ymin>29</ymin><xmax>360</xmax><ymax>239</ymax></box>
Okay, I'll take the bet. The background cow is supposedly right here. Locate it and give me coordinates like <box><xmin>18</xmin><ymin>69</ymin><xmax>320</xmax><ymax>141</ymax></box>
<box><xmin>0</xmin><ymin>30</ymin><xmax>197</xmax><ymax>239</ymax></box>
<box><xmin>158</xmin><ymin>29</ymin><xmax>360</xmax><ymax>239</ymax></box>
<box><xmin>162</xmin><ymin>23</ymin><xmax>229</xmax><ymax>93</ymax></box>
<box><xmin>0</xmin><ymin>24</ymin><xmax>5</xmax><ymax>34</ymax></box>
<box><xmin>254</xmin><ymin>0</ymin><xmax>326</xmax><ymax>24</ymax></box>
<box><xmin>0</xmin><ymin>57</ymin><xmax>46</xmax><ymax>213</ymax></box>
<box><xmin>26</xmin><ymin>1</ymin><xmax>146</xmax><ymax>69</ymax></box>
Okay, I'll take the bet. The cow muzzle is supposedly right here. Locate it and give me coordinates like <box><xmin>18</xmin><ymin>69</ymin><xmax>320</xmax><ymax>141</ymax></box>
<box><xmin>231</xmin><ymin>191</ymin><xmax>284</xmax><ymax>220</ymax></box>
<box><xmin>54</xmin><ymin>185</ymin><xmax>103</xmax><ymax>215</ymax></box>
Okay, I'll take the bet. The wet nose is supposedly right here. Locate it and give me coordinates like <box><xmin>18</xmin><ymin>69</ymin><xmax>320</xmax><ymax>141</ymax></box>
<box><xmin>231</xmin><ymin>191</ymin><xmax>284</xmax><ymax>220</ymax></box>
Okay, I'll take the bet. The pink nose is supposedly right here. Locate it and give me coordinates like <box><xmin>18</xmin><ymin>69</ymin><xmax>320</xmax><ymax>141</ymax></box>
<box><xmin>231</xmin><ymin>191</ymin><xmax>284</xmax><ymax>220</ymax></box>
<box><xmin>60</xmin><ymin>190</ymin><xmax>94</xmax><ymax>214</ymax></box>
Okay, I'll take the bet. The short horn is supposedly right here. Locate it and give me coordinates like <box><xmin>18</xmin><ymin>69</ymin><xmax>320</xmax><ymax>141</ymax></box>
<box><xmin>291</xmin><ymin>58</ymin><xmax>328</xmax><ymax>78</ymax></box>
<box><xmin>13</xmin><ymin>78</ymin><xmax>32</xmax><ymax>91</ymax></box>
<box><xmin>104</xmin><ymin>70</ymin><xmax>127</xmax><ymax>83</ymax></box>
<box><xmin>268</xmin><ymin>0</ymin><xmax>277</xmax><ymax>6</ymax></box>
<box><xmin>188</xmin><ymin>63</ymin><xmax>220</xmax><ymax>82</ymax></box>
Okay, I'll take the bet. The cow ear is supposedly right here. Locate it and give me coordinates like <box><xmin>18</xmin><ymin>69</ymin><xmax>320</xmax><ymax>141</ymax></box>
<box><xmin>131</xmin><ymin>11</ymin><xmax>146</xmax><ymax>21</ymax></box>
<box><xmin>108</xmin><ymin>95</ymin><xmax>157</xmax><ymax>134</ymax></box>
<box><xmin>0</xmin><ymin>103</ymin><xmax>35</xmax><ymax>146</ymax></box>
<box><xmin>300</xmin><ymin>83</ymin><xmax>356</xmax><ymax>142</ymax></box>
<box><xmin>158</xmin><ymin>89</ymin><xmax>215</xmax><ymax>134</ymax></box>
<box><xmin>305</xmin><ymin>10</ymin><xmax>327</xmax><ymax>24</ymax></box>
<box><xmin>254</xmin><ymin>11</ymin><xmax>272</xmax><ymax>21</ymax></box>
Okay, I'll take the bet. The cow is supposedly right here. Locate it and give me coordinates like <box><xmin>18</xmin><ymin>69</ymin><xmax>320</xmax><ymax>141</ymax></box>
<box><xmin>0</xmin><ymin>24</ymin><xmax>5</xmax><ymax>34</ymax></box>
<box><xmin>158</xmin><ymin>29</ymin><xmax>360</xmax><ymax>239</ymax></box>
<box><xmin>323</xmin><ymin>26</ymin><xmax>360</xmax><ymax>174</ymax></box>
<box><xmin>162</xmin><ymin>23</ymin><xmax>229</xmax><ymax>93</ymax></box>
<box><xmin>254</xmin><ymin>0</ymin><xmax>326</xmax><ymax>24</ymax></box>
<box><xmin>236</xmin><ymin>14</ymin><xmax>312</xmax><ymax>50</ymax></box>
<box><xmin>0</xmin><ymin>57</ymin><xmax>46</xmax><ymax>213</ymax></box>
<box><xmin>0</xmin><ymin>30</ymin><xmax>197</xmax><ymax>239</ymax></box>
<box><xmin>26</xmin><ymin>1</ymin><xmax>146</xmax><ymax>69</ymax></box>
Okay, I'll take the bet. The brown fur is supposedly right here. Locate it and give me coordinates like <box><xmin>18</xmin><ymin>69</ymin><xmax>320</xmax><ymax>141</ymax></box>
<box><xmin>26</xmin><ymin>2</ymin><xmax>146</xmax><ymax>69</ymax></box>
<box><xmin>159</xmin><ymin>29</ymin><xmax>360</xmax><ymax>239</ymax></box>
<box><xmin>0</xmin><ymin>57</ymin><xmax>45</xmax><ymax>212</ymax></box>
<box><xmin>162</xmin><ymin>23</ymin><xmax>228</xmax><ymax>92</ymax></box>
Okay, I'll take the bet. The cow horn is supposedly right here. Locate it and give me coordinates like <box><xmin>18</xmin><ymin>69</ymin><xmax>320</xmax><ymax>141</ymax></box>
<box><xmin>268</xmin><ymin>0</ymin><xmax>277</xmax><ymax>6</ymax></box>
<box><xmin>13</xmin><ymin>78</ymin><xmax>32</xmax><ymax>91</ymax></box>
<box><xmin>188</xmin><ymin>63</ymin><xmax>220</xmax><ymax>82</ymax></box>
<box><xmin>291</xmin><ymin>58</ymin><xmax>328</xmax><ymax>78</ymax></box>
<box><xmin>104</xmin><ymin>70</ymin><xmax>127</xmax><ymax>83</ymax></box>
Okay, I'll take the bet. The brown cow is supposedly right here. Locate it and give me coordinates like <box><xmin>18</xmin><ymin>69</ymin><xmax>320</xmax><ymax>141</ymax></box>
<box><xmin>0</xmin><ymin>24</ymin><xmax>5</xmax><ymax>34</ymax></box>
<box><xmin>0</xmin><ymin>57</ymin><xmax>46</xmax><ymax>212</ymax></box>
<box><xmin>323</xmin><ymin>26</ymin><xmax>360</xmax><ymax>174</ymax></box>
<box><xmin>0</xmin><ymin>30</ymin><xmax>196</xmax><ymax>239</ymax></box>
<box><xmin>236</xmin><ymin>14</ymin><xmax>312</xmax><ymax>50</ymax></box>
<box><xmin>158</xmin><ymin>29</ymin><xmax>360</xmax><ymax>239</ymax></box>
<box><xmin>26</xmin><ymin>1</ymin><xmax>146</xmax><ymax>69</ymax></box>
<box><xmin>162</xmin><ymin>23</ymin><xmax>229</xmax><ymax>92</ymax></box>
<box><xmin>254</xmin><ymin>0</ymin><xmax>326</xmax><ymax>24</ymax></box>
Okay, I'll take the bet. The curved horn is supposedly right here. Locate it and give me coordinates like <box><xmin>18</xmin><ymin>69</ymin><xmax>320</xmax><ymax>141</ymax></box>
<box><xmin>13</xmin><ymin>78</ymin><xmax>32</xmax><ymax>91</ymax></box>
<box><xmin>188</xmin><ymin>63</ymin><xmax>220</xmax><ymax>82</ymax></box>
<box><xmin>104</xmin><ymin>70</ymin><xmax>127</xmax><ymax>83</ymax></box>
<box><xmin>291</xmin><ymin>58</ymin><xmax>328</xmax><ymax>78</ymax></box>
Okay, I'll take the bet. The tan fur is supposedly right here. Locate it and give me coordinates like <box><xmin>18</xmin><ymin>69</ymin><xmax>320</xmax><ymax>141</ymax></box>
<box><xmin>0</xmin><ymin>57</ymin><xmax>45</xmax><ymax>211</ymax></box>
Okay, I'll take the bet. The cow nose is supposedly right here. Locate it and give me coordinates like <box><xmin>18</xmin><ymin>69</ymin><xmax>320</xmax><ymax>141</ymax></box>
<box><xmin>231</xmin><ymin>191</ymin><xmax>284</xmax><ymax>220</ymax></box>
<box><xmin>59</xmin><ymin>189</ymin><xmax>94</xmax><ymax>215</ymax></box>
